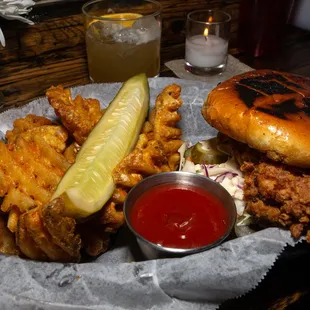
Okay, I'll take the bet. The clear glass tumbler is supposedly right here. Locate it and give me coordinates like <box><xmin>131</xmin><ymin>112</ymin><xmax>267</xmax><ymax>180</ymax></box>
<box><xmin>82</xmin><ymin>0</ymin><xmax>162</xmax><ymax>83</ymax></box>
<box><xmin>185</xmin><ymin>10</ymin><xmax>231</xmax><ymax>75</ymax></box>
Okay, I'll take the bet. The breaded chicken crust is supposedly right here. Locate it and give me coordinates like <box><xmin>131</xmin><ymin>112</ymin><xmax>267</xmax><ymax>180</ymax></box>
<box><xmin>242</xmin><ymin>158</ymin><xmax>310</xmax><ymax>240</ymax></box>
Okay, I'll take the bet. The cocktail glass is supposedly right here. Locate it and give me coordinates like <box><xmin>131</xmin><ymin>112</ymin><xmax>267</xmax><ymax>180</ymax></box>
<box><xmin>83</xmin><ymin>0</ymin><xmax>162</xmax><ymax>83</ymax></box>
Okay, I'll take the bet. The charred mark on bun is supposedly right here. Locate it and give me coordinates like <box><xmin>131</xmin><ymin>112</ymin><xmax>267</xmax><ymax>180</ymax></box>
<box><xmin>232</xmin><ymin>71</ymin><xmax>310</xmax><ymax>119</ymax></box>
<box><xmin>235</xmin><ymin>84</ymin><xmax>263</xmax><ymax>108</ymax></box>
<box><xmin>256</xmin><ymin>99</ymin><xmax>299</xmax><ymax>120</ymax></box>
<box><xmin>239</xmin><ymin>78</ymin><xmax>296</xmax><ymax>95</ymax></box>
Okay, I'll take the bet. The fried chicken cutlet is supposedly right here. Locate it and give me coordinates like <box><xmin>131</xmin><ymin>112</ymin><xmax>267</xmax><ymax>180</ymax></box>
<box><xmin>241</xmin><ymin>159</ymin><xmax>310</xmax><ymax>240</ymax></box>
<box><xmin>218</xmin><ymin>134</ymin><xmax>310</xmax><ymax>241</ymax></box>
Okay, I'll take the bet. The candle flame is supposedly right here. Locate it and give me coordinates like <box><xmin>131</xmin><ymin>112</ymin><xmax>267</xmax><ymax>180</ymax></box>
<box><xmin>208</xmin><ymin>16</ymin><xmax>213</xmax><ymax>22</ymax></box>
<box><xmin>204</xmin><ymin>28</ymin><xmax>209</xmax><ymax>37</ymax></box>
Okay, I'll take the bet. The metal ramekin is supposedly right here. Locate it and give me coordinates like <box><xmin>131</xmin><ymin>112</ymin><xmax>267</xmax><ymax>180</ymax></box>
<box><xmin>124</xmin><ymin>171</ymin><xmax>236</xmax><ymax>260</ymax></box>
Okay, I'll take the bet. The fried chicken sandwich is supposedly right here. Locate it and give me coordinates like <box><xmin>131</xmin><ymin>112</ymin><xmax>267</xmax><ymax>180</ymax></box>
<box><xmin>202</xmin><ymin>69</ymin><xmax>310</xmax><ymax>241</ymax></box>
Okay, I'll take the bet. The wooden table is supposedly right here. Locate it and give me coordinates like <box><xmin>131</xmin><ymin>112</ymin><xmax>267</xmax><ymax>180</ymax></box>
<box><xmin>1</xmin><ymin>0</ymin><xmax>310</xmax><ymax>111</ymax></box>
<box><xmin>0</xmin><ymin>0</ymin><xmax>241</xmax><ymax>111</ymax></box>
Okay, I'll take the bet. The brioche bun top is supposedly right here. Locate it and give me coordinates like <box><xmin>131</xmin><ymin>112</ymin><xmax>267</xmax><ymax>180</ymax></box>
<box><xmin>202</xmin><ymin>69</ymin><xmax>310</xmax><ymax>168</ymax></box>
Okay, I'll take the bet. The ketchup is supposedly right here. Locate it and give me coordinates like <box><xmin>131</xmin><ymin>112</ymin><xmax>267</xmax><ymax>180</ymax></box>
<box><xmin>130</xmin><ymin>183</ymin><xmax>228</xmax><ymax>249</ymax></box>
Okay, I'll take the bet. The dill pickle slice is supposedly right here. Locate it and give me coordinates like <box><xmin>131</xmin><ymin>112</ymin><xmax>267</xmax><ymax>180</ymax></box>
<box><xmin>191</xmin><ymin>138</ymin><xmax>228</xmax><ymax>164</ymax></box>
<box><xmin>184</xmin><ymin>146</ymin><xmax>193</xmax><ymax>159</ymax></box>
<box><xmin>52</xmin><ymin>73</ymin><xmax>150</xmax><ymax>218</ymax></box>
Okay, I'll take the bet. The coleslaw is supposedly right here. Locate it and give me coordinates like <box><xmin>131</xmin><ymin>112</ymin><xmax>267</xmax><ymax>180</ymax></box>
<box><xmin>178</xmin><ymin>142</ymin><xmax>252</xmax><ymax>226</ymax></box>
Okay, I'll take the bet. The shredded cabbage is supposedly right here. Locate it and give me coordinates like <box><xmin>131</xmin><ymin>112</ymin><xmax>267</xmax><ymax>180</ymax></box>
<box><xmin>178</xmin><ymin>142</ymin><xmax>251</xmax><ymax>223</ymax></box>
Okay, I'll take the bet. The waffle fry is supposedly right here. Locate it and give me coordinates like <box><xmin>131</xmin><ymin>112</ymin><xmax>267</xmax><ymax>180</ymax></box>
<box><xmin>102</xmin><ymin>84</ymin><xmax>184</xmax><ymax>233</ymax></box>
<box><xmin>16</xmin><ymin>212</ymin><xmax>48</xmax><ymax>261</ymax></box>
<box><xmin>63</xmin><ymin>142</ymin><xmax>81</xmax><ymax>164</ymax></box>
<box><xmin>16</xmin><ymin>198</ymin><xmax>81</xmax><ymax>262</ymax></box>
<box><xmin>6</xmin><ymin>114</ymin><xmax>54</xmax><ymax>144</ymax></box>
<box><xmin>113</xmin><ymin>84</ymin><xmax>183</xmax><ymax>187</ymax></box>
<box><xmin>0</xmin><ymin>114</ymin><xmax>77</xmax><ymax>260</ymax></box>
<box><xmin>24</xmin><ymin>207</ymin><xmax>74</xmax><ymax>262</ymax></box>
<box><xmin>0</xmin><ymin>83</ymin><xmax>184</xmax><ymax>262</ymax></box>
<box><xmin>78</xmin><ymin>217</ymin><xmax>111</xmax><ymax>257</ymax></box>
<box><xmin>7</xmin><ymin>207</ymin><xmax>20</xmax><ymax>233</ymax></box>
<box><xmin>46</xmin><ymin>85</ymin><xmax>104</xmax><ymax>145</ymax></box>
<box><xmin>151</xmin><ymin>84</ymin><xmax>183</xmax><ymax>169</ymax></box>
<box><xmin>0</xmin><ymin>216</ymin><xmax>19</xmax><ymax>256</ymax></box>
<box><xmin>40</xmin><ymin>198</ymin><xmax>81</xmax><ymax>259</ymax></box>
<box><xmin>0</xmin><ymin>119</ymin><xmax>71</xmax><ymax>218</ymax></box>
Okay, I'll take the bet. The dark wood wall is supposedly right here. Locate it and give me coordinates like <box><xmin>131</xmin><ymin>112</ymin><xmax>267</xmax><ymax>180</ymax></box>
<box><xmin>0</xmin><ymin>0</ymin><xmax>241</xmax><ymax>109</ymax></box>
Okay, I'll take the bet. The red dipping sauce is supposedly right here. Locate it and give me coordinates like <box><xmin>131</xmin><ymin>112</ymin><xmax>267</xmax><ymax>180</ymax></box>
<box><xmin>130</xmin><ymin>183</ymin><xmax>229</xmax><ymax>249</ymax></box>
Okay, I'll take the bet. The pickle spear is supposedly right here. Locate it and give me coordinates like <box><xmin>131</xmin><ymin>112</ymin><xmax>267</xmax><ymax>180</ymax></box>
<box><xmin>52</xmin><ymin>73</ymin><xmax>150</xmax><ymax>218</ymax></box>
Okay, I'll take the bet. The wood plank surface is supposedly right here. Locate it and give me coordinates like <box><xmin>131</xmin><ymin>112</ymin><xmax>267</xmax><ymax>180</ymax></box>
<box><xmin>0</xmin><ymin>0</ymin><xmax>240</xmax><ymax>110</ymax></box>
<box><xmin>1</xmin><ymin>0</ymin><xmax>310</xmax><ymax>111</ymax></box>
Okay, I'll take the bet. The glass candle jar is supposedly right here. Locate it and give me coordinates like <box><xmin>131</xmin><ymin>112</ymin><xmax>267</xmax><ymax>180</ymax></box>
<box><xmin>185</xmin><ymin>10</ymin><xmax>231</xmax><ymax>75</ymax></box>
